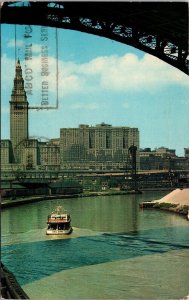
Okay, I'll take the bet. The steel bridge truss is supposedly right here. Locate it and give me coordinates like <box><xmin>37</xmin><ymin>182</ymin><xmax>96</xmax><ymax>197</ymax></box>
<box><xmin>1</xmin><ymin>2</ymin><xmax>189</xmax><ymax>75</ymax></box>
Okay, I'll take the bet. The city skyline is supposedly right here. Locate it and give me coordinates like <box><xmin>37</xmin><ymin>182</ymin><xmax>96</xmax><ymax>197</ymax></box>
<box><xmin>1</xmin><ymin>24</ymin><xmax>189</xmax><ymax>156</ymax></box>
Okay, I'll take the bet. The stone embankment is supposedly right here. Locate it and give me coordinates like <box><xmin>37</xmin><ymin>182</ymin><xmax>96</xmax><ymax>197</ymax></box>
<box><xmin>1</xmin><ymin>190</ymin><xmax>140</xmax><ymax>209</ymax></box>
<box><xmin>1</xmin><ymin>194</ymin><xmax>79</xmax><ymax>208</ymax></box>
<box><xmin>140</xmin><ymin>188</ymin><xmax>189</xmax><ymax>218</ymax></box>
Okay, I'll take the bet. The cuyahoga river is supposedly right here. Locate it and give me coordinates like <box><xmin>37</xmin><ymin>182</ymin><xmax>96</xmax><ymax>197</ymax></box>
<box><xmin>1</xmin><ymin>191</ymin><xmax>189</xmax><ymax>299</ymax></box>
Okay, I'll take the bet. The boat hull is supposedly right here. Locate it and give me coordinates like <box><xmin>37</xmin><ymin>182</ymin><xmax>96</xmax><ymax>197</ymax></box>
<box><xmin>46</xmin><ymin>227</ymin><xmax>73</xmax><ymax>235</ymax></box>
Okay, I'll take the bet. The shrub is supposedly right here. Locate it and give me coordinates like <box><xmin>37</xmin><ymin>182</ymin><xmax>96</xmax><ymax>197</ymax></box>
<box><xmin>159</xmin><ymin>202</ymin><xmax>178</xmax><ymax>208</ymax></box>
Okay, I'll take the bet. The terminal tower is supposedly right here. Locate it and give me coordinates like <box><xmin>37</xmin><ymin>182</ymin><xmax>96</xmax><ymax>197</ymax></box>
<box><xmin>10</xmin><ymin>60</ymin><xmax>29</xmax><ymax>163</ymax></box>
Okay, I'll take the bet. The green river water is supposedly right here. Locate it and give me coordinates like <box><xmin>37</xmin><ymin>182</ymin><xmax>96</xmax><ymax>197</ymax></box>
<box><xmin>1</xmin><ymin>191</ymin><xmax>189</xmax><ymax>299</ymax></box>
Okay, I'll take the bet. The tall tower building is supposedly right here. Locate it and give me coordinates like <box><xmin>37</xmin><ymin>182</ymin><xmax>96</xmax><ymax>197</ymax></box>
<box><xmin>10</xmin><ymin>60</ymin><xmax>29</xmax><ymax>162</ymax></box>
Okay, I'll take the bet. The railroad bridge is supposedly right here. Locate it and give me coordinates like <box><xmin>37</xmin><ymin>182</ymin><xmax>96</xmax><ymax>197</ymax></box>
<box><xmin>1</xmin><ymin>169</ymin><xmax>189</xmax><ymax>189</ymax></box>
<box><xmin>1</xmin><ymin>1</ymin><xmax>189</xmax><ymax>75</ymax></box>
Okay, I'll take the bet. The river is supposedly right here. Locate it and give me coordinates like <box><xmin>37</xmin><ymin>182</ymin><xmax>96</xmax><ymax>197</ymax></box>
<box><xmin>1</xmin><ymin>191</ymin><xmax>189</xmax><ymax>299</ymax></box>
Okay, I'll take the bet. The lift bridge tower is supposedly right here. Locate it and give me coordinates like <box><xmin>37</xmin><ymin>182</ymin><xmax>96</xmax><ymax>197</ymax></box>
<box><xmin>129</xmin><ymin>145</ymin><xmax>138</xmax><ymax>191</ymax></box>
<box><xmin>123</xmin><ymin>144</ymin><xmax>141</xmax><ymax>192</ymax></box>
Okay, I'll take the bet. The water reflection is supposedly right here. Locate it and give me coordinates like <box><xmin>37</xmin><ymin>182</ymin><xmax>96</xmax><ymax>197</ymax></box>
<box><xmin>2</xmin><ymin>195</ymin><xmax>142</xmax><ymax>234</ymax></box>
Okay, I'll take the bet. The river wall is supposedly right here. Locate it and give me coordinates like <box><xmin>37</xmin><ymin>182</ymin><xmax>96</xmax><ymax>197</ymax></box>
<box><xmin>1</xmin><ymin>189</ymin><xmax>142</xmax><ymax>209</ymax></box>
<box><xmin>0</xmin><ymin>186</ymin><xmax>82</xmax><ymax>198</ymax></box>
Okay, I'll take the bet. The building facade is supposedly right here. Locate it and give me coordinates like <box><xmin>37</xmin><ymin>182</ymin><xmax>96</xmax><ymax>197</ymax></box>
<box><xmin>184</xmin><ymin>148</ymin><xmax>189</xmax><ymax>159</ymax></box>
<box><xmin>20</xmin><ymin>139</ymin><xmax>39</xmax><ymax>169</ymax></box>
<box><xmin>60</xmin><ymin>123</ymin><xmax>140</xmax><ymax>171</ymax></box>
<box><xmin>0</xmin><ymin>140</ymin><xmax>13</xmax><ymax>165</ymax></box>
<box><xmin>139</xmin><ymin>147</ymin><xmax>189</xmax><ymax>171</ymax></box>
<box><xmin>38</xmin><ymin>139</ymin><xmax>60</xmax><ymax>170</ymax></box>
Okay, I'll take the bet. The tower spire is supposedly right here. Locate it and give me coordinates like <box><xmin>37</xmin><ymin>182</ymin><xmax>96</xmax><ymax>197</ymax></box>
<box><xmin>12</xmin><ymin>59</ymin><xmax>27</xmax><ymax>101</ymax></box>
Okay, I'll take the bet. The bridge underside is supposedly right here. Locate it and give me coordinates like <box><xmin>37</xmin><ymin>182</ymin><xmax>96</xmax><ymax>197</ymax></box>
<box><xmin>1</xmin><ymin>1</ymin><xmax>189</xmax><ymax>75</ymax></box>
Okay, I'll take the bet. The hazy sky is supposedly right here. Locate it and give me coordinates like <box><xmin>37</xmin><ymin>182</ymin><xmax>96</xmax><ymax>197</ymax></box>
<box><xmin>1</xmin><ymin>24</ymin><xmax>189</xmax><ymax>156</ymax></box>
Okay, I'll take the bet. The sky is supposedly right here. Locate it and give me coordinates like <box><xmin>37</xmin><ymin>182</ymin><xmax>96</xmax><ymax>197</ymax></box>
<box><xmin>1</xmin><ymin>23</ymin><xmax>189</xmax><ymax>156</ymax></box>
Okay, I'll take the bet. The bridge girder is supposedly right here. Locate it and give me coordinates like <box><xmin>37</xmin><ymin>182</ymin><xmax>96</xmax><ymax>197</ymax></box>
<box><xmin>1</xmin><ymin>1</ymin><xmax>189</xmax><ymax>75</ymax></box>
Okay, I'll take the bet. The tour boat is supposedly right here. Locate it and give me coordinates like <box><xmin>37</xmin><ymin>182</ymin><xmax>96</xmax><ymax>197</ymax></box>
<box><xmin>46</xmin><ymin>206</ymin><xmax>72</xmax><ymax>235</ymax></box>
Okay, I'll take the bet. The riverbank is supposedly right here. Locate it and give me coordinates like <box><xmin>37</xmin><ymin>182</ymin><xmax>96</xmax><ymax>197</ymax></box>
<box><xmin>140</xmin><ymin>188</ymin><xmax>189</xmax><ymax>219</ymax></box>
<box><xmin>1</xmin><ymin>189</ymin><xmax>142</xmax><ymax>209</ymax></box>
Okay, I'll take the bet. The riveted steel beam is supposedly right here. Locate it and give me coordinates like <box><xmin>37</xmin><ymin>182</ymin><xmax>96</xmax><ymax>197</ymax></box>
<box><xmin>1</xmin><ymin>1</ymin><xmax>188</xmax><ymax>75</ymax></box>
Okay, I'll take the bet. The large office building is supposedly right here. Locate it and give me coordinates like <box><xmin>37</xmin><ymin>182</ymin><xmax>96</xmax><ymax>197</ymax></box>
<box><xmin>60</xmin><ymin>123</ymin><xmax>140</xmax><ymax>170</ymax></box>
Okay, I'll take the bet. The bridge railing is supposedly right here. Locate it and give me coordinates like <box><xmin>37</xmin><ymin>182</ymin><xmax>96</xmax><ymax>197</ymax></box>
<box><xmin>1</xmin><ymin>263</ymin><xmax>29</xmax><ymax>299</ymax></box>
